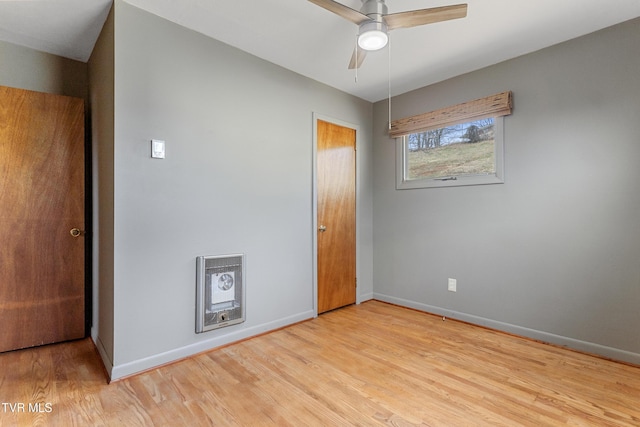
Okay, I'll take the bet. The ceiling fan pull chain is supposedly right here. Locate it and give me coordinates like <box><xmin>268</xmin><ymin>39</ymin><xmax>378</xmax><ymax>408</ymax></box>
<box><xmin>388</xmin><ymin>33</ymin><xmax>392</xmax><ymax>130</ymax></box>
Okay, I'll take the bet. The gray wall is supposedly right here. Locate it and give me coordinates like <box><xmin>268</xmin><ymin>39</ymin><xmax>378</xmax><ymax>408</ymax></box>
<box><xmin>372</xmin><ymin>18</ymin><xmax>640</xmax><ymax>363</ymax></box>
<box><xmin>104</xmin><ymin>0</ymin><xmax>373</xmax><ymax>378</ymax></box>
<box><xmin>88</xmin><ymin>6</ymin><xmax>115</xmax><ymax>368</ymax></box>
<box><xmin>0</xmin><ymin>40</ymin><xmax>87</xmax><ymax>99</ymax></box>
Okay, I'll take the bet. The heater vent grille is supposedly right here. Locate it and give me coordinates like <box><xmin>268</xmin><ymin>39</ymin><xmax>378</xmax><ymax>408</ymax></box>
<box><xmin>196</xmin><ymin>254</ymin><xmax>245</xmax><ymax>333</ymax></box>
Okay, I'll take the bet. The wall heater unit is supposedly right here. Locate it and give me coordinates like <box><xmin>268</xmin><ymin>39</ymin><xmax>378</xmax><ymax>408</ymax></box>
<box><xmin>196</xmin><ymin>254</ymin><xmax>245</xmax><ymax>333</ymax></box>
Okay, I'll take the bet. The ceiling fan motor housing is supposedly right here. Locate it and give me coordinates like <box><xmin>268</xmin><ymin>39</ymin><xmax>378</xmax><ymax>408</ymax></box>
<box><xmin>358</xmin><ymin>0</ymin><xmax>389</xmax><ymax>51</ymax></box>
<box><xmin>360</xmin><ymin>0</ymin><xmax>388</xmax><ymax>21</ymax></box>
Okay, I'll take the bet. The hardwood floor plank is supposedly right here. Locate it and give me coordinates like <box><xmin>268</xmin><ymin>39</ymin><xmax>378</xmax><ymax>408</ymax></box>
<box><xmin>1</xmin><ymin>301</ymin><xmax>639</xmax><ymax>426</ymax></box>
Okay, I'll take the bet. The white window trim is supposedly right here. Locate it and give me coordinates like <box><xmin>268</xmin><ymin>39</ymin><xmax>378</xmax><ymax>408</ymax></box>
<box><xmin>395</xmin><ymin>116</ymin><xmax>505</xmax><ymax>190</ymax></box>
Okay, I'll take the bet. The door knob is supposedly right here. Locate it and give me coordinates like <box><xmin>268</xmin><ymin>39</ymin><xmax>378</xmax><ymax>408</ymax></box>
<box><xmin>318</xmin><ymin>225</ymin><xmax>327</xmax><ymax>232</ymax></box>
<box><xmin>70</xmin><ymin>228</ymin><xmax>84</xmax><ymax>237</ymax></box>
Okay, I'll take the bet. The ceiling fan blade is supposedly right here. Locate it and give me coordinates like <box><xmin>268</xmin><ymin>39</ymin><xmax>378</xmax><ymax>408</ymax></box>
<box><xmin>308</xmin><ymin>0</ymin><xmax>370</xmax><ymax>25</ymax></box>
<box><xmin>383</xmin><ymin>4</ymin><xmax>467</xmax><ymax>31</ymax></box>
<box><xmin>348</xmin><ymin>46</ymin><xmax>367</xmax><ymax>69</ymax></box>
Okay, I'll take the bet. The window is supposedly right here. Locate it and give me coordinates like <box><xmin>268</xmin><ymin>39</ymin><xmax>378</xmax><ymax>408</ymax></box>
<box><xmin>396</xmin><ymin>116</ymin><xmax>504</xmax><ymax>189</ymax></box>
<box><xmin>390</xmin><ymin>91</ymin><xmax>512</xmax><ymax>189</ymax></box>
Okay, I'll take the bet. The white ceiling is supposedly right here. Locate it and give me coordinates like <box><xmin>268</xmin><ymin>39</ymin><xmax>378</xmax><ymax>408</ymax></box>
<box><xmin>1</xmin><ymin>0</ymin><xmax>639</xmax><ymax>102</ymax></box>
<box><xmin>0</xmin><ymin>0</ymin><xmax>112</xmax><ymax>63</ymax></box>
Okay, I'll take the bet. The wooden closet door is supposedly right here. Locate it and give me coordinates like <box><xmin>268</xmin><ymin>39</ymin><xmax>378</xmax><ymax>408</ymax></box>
<box><xmin>317</xmin><ymin>119</ymin><xmax>356</xmax><ymax>314</ymax></box>
<box><xmin>0</xmin><ymin>86</ymin><xmax>85</xmax><ymax>352</ymax></box>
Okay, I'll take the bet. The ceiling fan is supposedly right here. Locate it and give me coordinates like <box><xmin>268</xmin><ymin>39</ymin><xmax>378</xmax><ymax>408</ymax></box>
<box><xmin>308</xmin><ymin>0</ymin><xmax>468</xmax><ymax>69</ymax></box>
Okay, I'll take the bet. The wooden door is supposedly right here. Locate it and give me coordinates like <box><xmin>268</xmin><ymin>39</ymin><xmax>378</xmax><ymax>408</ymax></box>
<box><xmin>317</xmin><ymin>119</ymin><xmax>356</xmax><ymax>314</ymax></box>
<box><xmin>0</xmin><ymin>85</ymin><xmax>85</xmax><ymax>353</ymax></box>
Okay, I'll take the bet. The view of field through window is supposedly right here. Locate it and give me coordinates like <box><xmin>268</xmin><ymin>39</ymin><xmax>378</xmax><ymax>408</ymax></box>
<box><xmin>406</xmin><ymin>118</ymin><xmax>495</xmax><ymax>180</ymax></box>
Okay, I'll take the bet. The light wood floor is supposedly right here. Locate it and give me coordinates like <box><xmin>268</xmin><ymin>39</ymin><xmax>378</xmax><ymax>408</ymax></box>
<box><xmin>1</xmin><ymin>301</ymin><xmax>639</xmax><ymax>426</ymax></box>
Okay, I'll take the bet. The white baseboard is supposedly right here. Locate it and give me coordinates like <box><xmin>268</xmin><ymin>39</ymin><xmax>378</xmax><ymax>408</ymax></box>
<box><xmin>94</xmin><ymin>336</ymin><xmax>114</xmax><ymax>379</ymax></box>
<box><xmin>373</xmin><ymin>293</ymin><xmax>640</xmax><ymax>366</ymax></box>
<box><xmin>109</xmin><ymin>309</ymin><xmax>315</xmax><ymax>381</ymax></box>
<box><xmin>357</xmin><ymin>292</ymin><xmax>374</xmax><ymax>304</ymax></box>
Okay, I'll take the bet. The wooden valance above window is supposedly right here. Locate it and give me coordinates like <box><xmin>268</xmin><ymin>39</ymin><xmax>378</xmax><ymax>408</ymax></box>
<box><xmin>389</xmin><ymin>91</ymin><xmax>513</xmax><ymax>139</ymax></box>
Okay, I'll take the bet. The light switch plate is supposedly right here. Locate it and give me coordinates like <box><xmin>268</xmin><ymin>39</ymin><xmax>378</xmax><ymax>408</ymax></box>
<box><xmin>151</xmin><ymin>139</ymin><xmax>165</xmax><ymax>159</ymax></box>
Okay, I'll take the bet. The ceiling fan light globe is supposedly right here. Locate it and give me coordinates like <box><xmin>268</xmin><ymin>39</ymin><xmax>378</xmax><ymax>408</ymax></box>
<box><xmin>358</xmin><ymin>30</ymin><xmax>388</xmax><ymax>51</ymax></box>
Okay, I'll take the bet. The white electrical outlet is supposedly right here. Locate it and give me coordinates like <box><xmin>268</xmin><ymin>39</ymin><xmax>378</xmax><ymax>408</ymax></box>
<box><xmin>448</xmin><ymin>278</ymin><xmax>457</xmax><ymax>292</ymax></box>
